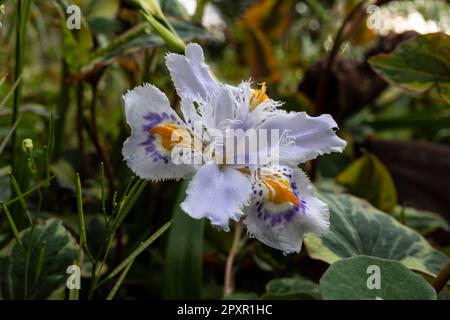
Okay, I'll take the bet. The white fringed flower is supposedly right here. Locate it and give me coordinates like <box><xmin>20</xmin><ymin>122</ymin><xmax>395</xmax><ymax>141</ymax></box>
<box><xmin>122</xmin><ymin>43</ymin><xmax>346</xmax><ymax>253</ymax></box>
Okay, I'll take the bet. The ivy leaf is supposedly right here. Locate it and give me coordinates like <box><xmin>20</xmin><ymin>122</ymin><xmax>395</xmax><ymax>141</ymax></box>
<box><xmin>320</xmin><ymin>256</ymin><xmax>437</xmax><ymax>300</ymax></box>
<box><xmin>369</xmin><ymin>32</ymin><xmax>450</xmax><ymax>105</ymax></box>
<box><xmin>336</xmin><ymin>153</ymin><xmax>397</xmax><ymax>212</ymax></box>
<box><xmin>304</xmin><ymin>192</ymin><xmax>449</xmax><ymax>280</ymax></box>
<box><xmin>0</xmin><ymin>219</ymin><xmax>78</xmax><ymax>299</ymax></box>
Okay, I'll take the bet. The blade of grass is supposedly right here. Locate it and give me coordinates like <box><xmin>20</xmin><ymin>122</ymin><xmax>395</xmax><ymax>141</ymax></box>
<box><xmin>0</xmin><ymin>202</ymin><xmax>24</xmax><ymax>249</ymax></box>
<box><xmin>33</xmin><ymin>241</ymin><xmax>46</xmax><ymax>285</ymax></box>
<box><xmin>0</xmin><ymin>75</ymin><xmax>22</xmax><ymax>109</ymax></box>
<box><xmin>75</xmin><ymin>173</ymin><xmax>93</xmax><ymax>263</ymax></box>
<box><xmin>0</xmin><ymin>115</ymin><xmax>22</xmax><ymax>156</ymax></box>
<box><xmin>9</xmin><ymin>173</ymin><xmax>32</xmax><ymax>225</ymax></box>
<box><xmin>5</xmin><ymin>175</ymin><xmax>55</xmax><ymax>206</ymax></box>
<box><xmin>163</xmin><ymin>179</ymin><xmax>204</xmax><ymax>299</ymax></box>
<box><xmin>11</xmin><ymin>0</ymin><xmax>31</xmax><ymax>174</ymax></box>
<box><xmin>97</xmin><ymin>220</ymin><xmax>172</xmax><ymax>288</ymax></box>
<box><xmin>109</xmin><ymin>179</ymin><xmax>148</xmax><ymax>234</ymax></box>
<box><xmin>106</xmin><ymin>258</ymin><xmax>134</xmax><ymax>300</ymax></box>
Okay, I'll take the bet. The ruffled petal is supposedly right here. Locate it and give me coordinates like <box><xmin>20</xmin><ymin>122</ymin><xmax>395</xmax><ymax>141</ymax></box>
<box><xmin>244</xmin><ymin>166</ymin><xmax>329</xmax><ymax>254</ymax></box>
<box><xmin>181</xmin><ymin>164</ymin><xmax>252</xmax><ymax>230</ymax></box>
<box><xmin>122</xmin><ymin>84</ymin><xmax>195</xmax><ymax>181</ymax></box>
<box><xmin>258</xmin><ymin>112</ymin><xmax>347</xmax><ymax>165</ymax></box>
<box><xmin>165</xmin><ymin>43</ymin><xmax>219</xmax><ymax>102</ymax></box>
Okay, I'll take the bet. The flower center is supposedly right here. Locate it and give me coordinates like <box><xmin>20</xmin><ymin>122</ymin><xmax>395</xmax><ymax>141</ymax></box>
<box><xmin>250</xmin><ymin>82</ymin><xmax>269</xmax><ymax>111</ymax></box>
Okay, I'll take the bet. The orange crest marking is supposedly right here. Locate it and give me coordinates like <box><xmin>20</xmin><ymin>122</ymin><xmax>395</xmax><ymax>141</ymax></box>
<box><xmin>250</xmin><ymin>82</ymin><xmax>269</xmax><ymax>111</ymax></box>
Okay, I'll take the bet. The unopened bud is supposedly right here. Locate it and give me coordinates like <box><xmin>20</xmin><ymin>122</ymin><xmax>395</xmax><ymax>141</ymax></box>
<box><xmin>22</xmin><ymin>138</ymin><xmax>33</xmax><ymax>153</ymax></box>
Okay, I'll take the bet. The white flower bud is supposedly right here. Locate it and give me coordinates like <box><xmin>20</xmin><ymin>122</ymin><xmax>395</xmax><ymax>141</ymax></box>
<box><xmin>22</xmin><ymin>138</ymin><xmax>33</xmax><ymax>153</ymax></box>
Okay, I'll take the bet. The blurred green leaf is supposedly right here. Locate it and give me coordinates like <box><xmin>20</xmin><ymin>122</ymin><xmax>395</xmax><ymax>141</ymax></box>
<box><xmin>369</xmin><ymin>32</ymin><xmax>450</xmax><ymax>105</ymax></box>
<box><xmin>337</xmin><ymin>153</ymin><xmax>397</xmax><ymax>212</ymax></box>
<box><xmin>320</xmin><ymin>256</ymin><xmax>436</xmax><ymax>300</ymax></box>
<box><xmin>393</xmin><ymin>206</ymin><xmax>449</xmax><ymax>236</ymax></box>
<box><xmin>305</xmin><ymin>192</ymin><xmax>449</xmax><ymax>280</ymax></box>
<box><xmin>223</xmin><ymin>292</ymin><xmax>258</xmax><ymax>300</ymax></box>
<box><xmin>260</xmin><ymin>276</ymin><xmax>321</xmax><ymax>300</ymax></box>
<box><xmin>0</xmin><ymin>219</ymin><xmax>78</xmax><ymax>299</ymax></box>
<box><xmin>83</xmin><ymin>21</ymin><xmax>213</xmax><ymax>74</ymax></box>
<box><xmin>160</xmin><ymin>0</ymin><xmax>190</xmax><ymax>19</ymax></box>
<box><xmin>55</xmin><ymin>0</ymin><xmax>94</xmax><ymax>74</ymax></box>
<box><xmin>163</xmin><ymin>180</ymin><xmax>204</xmax><ymax>299</ymax></box>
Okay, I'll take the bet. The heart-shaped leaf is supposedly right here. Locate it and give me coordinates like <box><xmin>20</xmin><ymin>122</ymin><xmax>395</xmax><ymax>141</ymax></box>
<box><xmin>0</xmin><ymin>219</ymin><xmax>78</xmax><ymax>299</ymax></box>
<box><xmin>320</xmin><ymin>256</ymin><xmax>437</xmax><ymax>300</ymax></box>
<box><xmin>369</xmin><ymin>32</ymin><xmax>450</xmax><ymax>105</ymax></box>
<box><xmin>305</xmin><ymin>192</ymin><xmax>449</xmax><ymax>279</ymax></box>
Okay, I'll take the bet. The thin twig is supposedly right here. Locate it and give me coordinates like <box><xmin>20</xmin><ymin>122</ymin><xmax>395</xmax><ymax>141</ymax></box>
<box><xmin>223</xmin><ymin>221</ymin><xmax>244</xmax><ymax>297</ymax></box>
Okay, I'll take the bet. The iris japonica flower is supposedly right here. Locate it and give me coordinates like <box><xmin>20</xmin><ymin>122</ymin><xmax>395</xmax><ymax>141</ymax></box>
<box><xmin>122</xmin><ymin>43</ymin><xmax>346</xmax><ymax>254</ymax></box>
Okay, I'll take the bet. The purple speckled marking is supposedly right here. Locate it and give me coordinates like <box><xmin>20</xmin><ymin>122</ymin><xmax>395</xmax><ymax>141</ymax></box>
<box><xmin>253</xmin><ymin>173</ymin><xmax>308</xmax><ymax>227</ymax></box>
<box><xmin>140</xmin><ymin>112</ymin><xmax>175</xmax><ymax>164</ymax></box>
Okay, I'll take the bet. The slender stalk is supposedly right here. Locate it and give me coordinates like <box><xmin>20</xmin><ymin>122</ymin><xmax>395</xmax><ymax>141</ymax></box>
<box><xmin>0</xmin><ymin>203</ymin><xmax>24</xmax><ymax>249</ymax></box>
<box><xmin>433</xmin><ymin>260</ymin><xmax>450</xmax><ymax>293</ymax></box>
<box><xmin>88</xmin><ymin>83</ymin><xmax>115</xmax><ymax>199</ymax></box>
<box><xmin>193</xmin><ymin>0</ymin><xmax>208</xmax><ymax>23</ymax></box>
<box><xmin>53</xmin><ymin>61</ymin><xmax>70</xmax><ymax>159</ymax></box>
<box><xmin>106</xmin><ymin>259</ymin><xmax>134</xmax><ymax>300</ymax></box>
<box><xmin>11</xmin><ymin>0</ymin><xmax>31</xmax><ymax>168</ymax></box>
<box><xmin>76</xmin><ymin>82</ymin><xmax>85</xmax><ymax>175</ymax></box>
<box><xmin>223</xmin><ymin>222</ymin><xmax>244</xmax><ymax>297</ymax></box>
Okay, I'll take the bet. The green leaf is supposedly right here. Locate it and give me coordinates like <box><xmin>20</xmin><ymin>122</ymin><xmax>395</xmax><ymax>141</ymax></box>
<box><xmin>320</xmin><ymin>256</ymin><xmax>437</xmax><ymax>300</ymax></box>
<box><xmin>260</xmin><ymin>276</ymin><xmax>321</xmax><ymax>300</ymax></box>
<box><xmin>85</xmin><ymin>21</ymin><xmax>212</xmax><ymax>71</ymax></box>
<box><xmin>392</xmin><ymin>206</ymin><xmax>449</xmax><ymax>236</ymax></box>
<box><xmin>163</xmin><ymin>180</ymin><xmax>204</xmax><ymax>299</ymax></box>
<box><xmin>369</xmin><ymin>32</ymin><xmax>450</xmax><ymax>105</ymax></box>
<box><xmin>336</xmin><ymin>153</ymin><xmax>397</xmax><ymax>212</ymax></box>
<box><xmin>304</xmin><ymin>192</ymin><xmax>449</xmax><ymax>280</ymax></box>
<box><xmin>0</xmin><ymin>219</ymin><xmax>78</xmax><ymax>299</ymax></box>
<box><xmin>55</xmin><ymin>0</ymin><xmax>94</xmax><ymax>74</ymax></box>
<box><xmin>223</xmin><ymin>292</ymin><xmax>258</xmax><ymax>300</ymax></box>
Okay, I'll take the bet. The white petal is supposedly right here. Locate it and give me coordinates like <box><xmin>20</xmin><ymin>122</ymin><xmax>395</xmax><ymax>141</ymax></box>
<box><xmin>122</xmin><ymin>84</ymin><xmax>194</xmax><ymax>181</ymax></box>
<box><xmin>258</xmin><ymin>112</ymin><xmax>347</xmax><ymax>165</ymax></box>
<box><xmin>244</xmin><ymin>166</ymin><xmax>329</xmax><ymax>254</ymax></box>
<box><xmin>166</xmin><ymin>43</ymin><xmax>219</xmax><ymax>102</ymax></box>
<box><xmin>181</xmin><ymin>164</ymin><xmax>252</xmax><ymax>230</ymax></box>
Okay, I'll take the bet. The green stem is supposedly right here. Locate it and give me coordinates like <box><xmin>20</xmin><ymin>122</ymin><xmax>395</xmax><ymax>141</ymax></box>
<box><xmin>11</xmin><ymin>0</ymin><xmax>31</xmax><ymax>175</ymax></box>
<box><xmin>193</xmin><ymin>0</ymin><xmax>208</xmax><ymax>23</ymax></box>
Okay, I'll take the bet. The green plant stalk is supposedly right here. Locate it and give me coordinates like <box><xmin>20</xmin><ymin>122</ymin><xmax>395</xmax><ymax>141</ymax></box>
<box><xmin>97</xmin><ymin>220</ymin><xmax>173</xmax><ymax>288</ymax></box>
<box><xmin>53</xmin><ymin>61</ymin><xmax>69</xmax><ymax>159</ymax></box>
<box><xmin>9</xmin><ymin>174</ymin><xmax>32</xmax><ymax>225</ymax></box>
<box><xmin>100</xmin><ymin>162</ymin><xmax>107</xmax><ymax>221</ymax></box>
<box><xmin>0</xmin><ymin>202</ymin><xmax>24</xmax><ymax>249</ymax></box>
<box><xmin>106</xmin><ymin>259</ymin><xmax>135</xmax><ymax>300</ymax></box>
<box><xmin>11</xmin><ymin>0</ymin><xmax>31</xmax><ymax>174</ymax></box>
<box><xmin>141</xmin><ymin>11</ymin><xmax>185</xmax><ymax>53</ymax></box>
<box><xmin>33</xmin><ymin>241</ymin><xmax>46</xmax><ymax>285</ymax></box>
<box><xmin>75</xmin><ymin>174</ymin><xmax>87</xmax><ymax>250</ymax></box>
<box><xmin>193</xmin><ymin>0</ymin><xmax>208</xmax><ymax>23</ymax></box>
<box><xmin>0</xmin><ymin>115</ymin><xmax>22</xmax><ymax>156</ymax></box>
<box><xmin>6</xmin><ymin>176</ymin><xmax>54</xmax><ymax>206</ymax></box>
